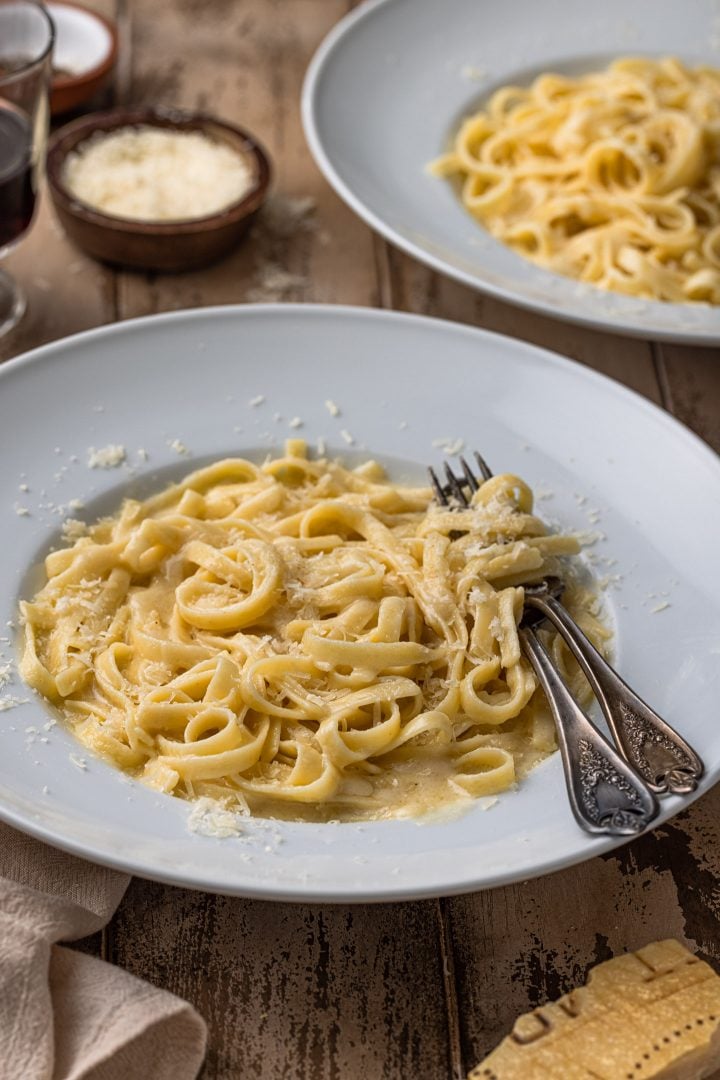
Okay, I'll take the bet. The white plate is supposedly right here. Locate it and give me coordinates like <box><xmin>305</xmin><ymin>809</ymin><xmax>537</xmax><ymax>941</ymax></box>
<box><xmin>302</xmin><ymin>0</ymin><xmax>720</xmax><ymax>345</ymax></box>
<box><xmin>1</xmin><ymin>305</ymin><xmax>719</xmax><ymax>901</ymax></box>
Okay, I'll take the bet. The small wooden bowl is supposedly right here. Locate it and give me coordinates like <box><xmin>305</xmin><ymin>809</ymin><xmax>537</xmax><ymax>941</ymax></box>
<box><xmin>48</xmin><ymin>2</ymin><xmax>118</xmax><ymax>116</ymax></box>
<box><xmin>46</xmin><ymin>108</ymin><xmax>272</xmax><ymax>272</ymax></box>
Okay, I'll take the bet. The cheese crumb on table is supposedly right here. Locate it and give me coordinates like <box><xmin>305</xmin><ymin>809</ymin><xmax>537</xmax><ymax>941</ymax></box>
<box><xmin>245</xmin><ymin>265</ymin><xmax>307</xmax><ymax>303</ymax></box>
<box><xmin>325</xmin><ymin>399</ymin><xmax>340</xmax><ymax>417</ymax></box>
<box><xmin>260</xmin><ymin>194</ymin><xmax>317</xmax><ymax>237</ymax></box>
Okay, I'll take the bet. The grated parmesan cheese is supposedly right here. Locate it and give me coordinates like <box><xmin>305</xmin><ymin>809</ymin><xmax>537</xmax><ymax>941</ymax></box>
<box><xmin>432</xmin><ymin>436</ymin><xmax>465</xmax><ymax>456</ymax></box>
<box><xmin>0</xmin><ymin>695</ymin><xmax>28</xmax><ymax>711</ymax></box>
<box><xmin>63</xmin><ymin>126</ymin><xmax>255</xmax><ymax>223</ymax></box>
<box><xmin>62</xmin><ymin>518</ymin><xmax>87</xmax><ymax>541</ymax></box>
<box><xmin>187</xmin><ymin>797</ymin><xmax>247</xmax><ymax>838</ymax></box>
<box><xmin>245</xmin><ymin>265</ymin><xmax>307</xmax><ymax>303</ymax></box>
<box><xmin>87</xmin><ymin>444</ymin><xmax>126</xmax><ymax>469</ymax></box>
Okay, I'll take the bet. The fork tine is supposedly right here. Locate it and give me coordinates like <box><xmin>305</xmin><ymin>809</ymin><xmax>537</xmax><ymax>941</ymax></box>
<box><xmin>444</xmin><ymin>462</ymin><xmax>469</xmax><ymax>506</ymax></box>
<box><xmin>459</xmin><ymin>455</ymin><xmax>479</xmax><ymax>493</ymax></box>
<box><xmin>473</xmin><ymin>450</ymin><xmax>493</xmax><ymax>482</ymax></box>
<box><xmin>428</xmin><ymin>467</ymin><xmax>449</xmax><ymax>506</ymax></box>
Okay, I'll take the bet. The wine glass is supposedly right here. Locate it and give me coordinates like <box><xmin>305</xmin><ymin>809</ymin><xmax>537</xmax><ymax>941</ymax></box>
<box><xmin>0</xmin><ymin>0</ymin><xmax>54</xmax><ymax>337</ymax></box>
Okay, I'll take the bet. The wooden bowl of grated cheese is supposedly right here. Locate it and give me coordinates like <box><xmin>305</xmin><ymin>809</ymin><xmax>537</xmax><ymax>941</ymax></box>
<box><xmin>46</xmin><ymin>107</ymin><xmax>271</xmax><ymax>271</ymax></box>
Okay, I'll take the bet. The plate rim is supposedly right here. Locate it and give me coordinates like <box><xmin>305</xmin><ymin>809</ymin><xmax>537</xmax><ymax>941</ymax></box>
<box><xmin>301</xmin><ymin>0</ymin><xmax>720</xmax><ymax>348</ymax></box>
<box><xmin>4</xmin><ymin>302</ymin><xmax>719</xmax><ymax>471</ymax></box>
<box><xmin>1</xmin><ymin>301</ymin><xmax>719</xmax><ymax>902</ymax></box>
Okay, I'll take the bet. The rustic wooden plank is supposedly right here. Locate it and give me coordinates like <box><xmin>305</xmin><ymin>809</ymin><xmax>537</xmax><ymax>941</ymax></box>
<box><xmin>654</xmin><ymin>344</ymin><xmax>720</xmax><ymax>454</ymax></box>
<box><xmin>115</xmin><ymin>0</ymin><xmax>375</xmax><ymax>319</ymax></box>
<box><xmin>109</xmin><ymin>884</ymin><xmax>456</xmax><ymax>1080</ymax></box>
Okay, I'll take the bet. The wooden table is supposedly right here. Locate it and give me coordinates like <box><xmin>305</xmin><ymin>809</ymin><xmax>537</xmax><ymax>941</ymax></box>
<box><xmin>4</xmin><ymin>2</ymin><xmax>720</xmax><ymax>1077</ymax></box>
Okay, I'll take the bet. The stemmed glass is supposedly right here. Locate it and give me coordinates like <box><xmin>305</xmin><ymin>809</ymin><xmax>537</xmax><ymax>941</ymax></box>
<box><xmin>0</xmin><ymin>0</ymin><xmax>54</xmax><ymax>337</ymax></box>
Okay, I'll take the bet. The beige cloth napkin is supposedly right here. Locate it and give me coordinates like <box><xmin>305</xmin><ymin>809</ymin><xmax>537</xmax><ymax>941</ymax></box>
<box><xmin>0</xmin><ymin>823</ymin><xmax>207</xmax><ymax>1080</ymax></box>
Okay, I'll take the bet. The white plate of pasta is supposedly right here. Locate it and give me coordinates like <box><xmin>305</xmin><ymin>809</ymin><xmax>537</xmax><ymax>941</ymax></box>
<box><xmin>302</xmin><ymin>0</ymin><xmax>720</xmax><ymax>344</ymax></box>
<box><xmin>2</xmin><ymin>304</ymin><xmax>720</xmax><ymax>901</ymax></box>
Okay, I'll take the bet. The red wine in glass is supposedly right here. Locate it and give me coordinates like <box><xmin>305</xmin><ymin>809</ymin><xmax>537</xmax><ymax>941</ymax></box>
<box><xmin>0</xmin><ymin>105</ymin><xmax>35</xmax><ymax>251</ymax></box>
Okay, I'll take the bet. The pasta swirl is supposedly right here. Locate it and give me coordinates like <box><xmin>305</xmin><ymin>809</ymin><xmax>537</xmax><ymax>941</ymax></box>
<box><xmin>432</xmin><ymin>58</ymin><xmax>720</xmax><ymax>304</ymax></box>
<box><xmin>19</xmin><ymin>442</ymin><xmax>607</xmax><ymax>820</ymax></box>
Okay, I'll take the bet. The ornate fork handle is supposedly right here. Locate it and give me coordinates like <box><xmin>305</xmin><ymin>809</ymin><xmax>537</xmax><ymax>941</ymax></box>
<box><xmin>525</xmin><ymin>592</ymin><xmax>704</xmax><ymax>795</ymax></box>
<box><xmin>520</xmin><ymin>628</ymin><xmax>659</xmax><ymax>836</ymax></box>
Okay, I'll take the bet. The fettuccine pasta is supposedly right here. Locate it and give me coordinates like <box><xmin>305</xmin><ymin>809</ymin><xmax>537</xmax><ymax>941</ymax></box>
<box><xmin>19</xmin><ymin>442</ymin><xmax>607</xmax><ymax>821</ymax></box>
<box><xmin>432</xmin><ymin>57</ymin><xmax>720</xmax><ymax>303</ymax></box>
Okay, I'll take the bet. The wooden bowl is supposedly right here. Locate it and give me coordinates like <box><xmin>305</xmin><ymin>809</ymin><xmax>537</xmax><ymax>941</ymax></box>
<box><xmin>46</xmin><ymin>108</ymin><xmax>272</xmax><ymax>272</ymax></box>
<box><xmin>48</xmin><ymin>2</ymin><xmax>118</xmax><ymax>116</ymax></box>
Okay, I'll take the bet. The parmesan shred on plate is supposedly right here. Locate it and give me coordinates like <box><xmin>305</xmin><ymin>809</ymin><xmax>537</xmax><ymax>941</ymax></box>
<box><xmin>87</xmin><ymin>444</ymin><xmax>126</xmax><ymax>469</ymax></box>
<box><xmin>62</xmin><ymin>126</ymin><xmax>255</xmax><ymax>223</ymax></box>
<box><xmin>187</xmin><ymin>797</ymin><xmax>248</xmax><ymax>838</ymax></box>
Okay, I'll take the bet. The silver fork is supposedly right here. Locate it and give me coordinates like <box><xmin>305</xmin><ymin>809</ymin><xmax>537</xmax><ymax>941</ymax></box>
<box><xmin>431</xmin><ymin>453</ymin><xmax>704</xmax><ymax>797</ymax></box>
<box><xmin>429</xmin><ymin>455</ymin><xmax>659</xmax><ymax>837</ymax></box>
<box><xmin>524</xmin><ymin>577</ymin><xmax>703</xmax><ymax>795</ymax></box>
